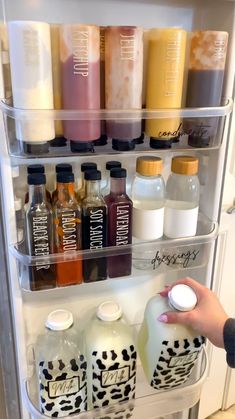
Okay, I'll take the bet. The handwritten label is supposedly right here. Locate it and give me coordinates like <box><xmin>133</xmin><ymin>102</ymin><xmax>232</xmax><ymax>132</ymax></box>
<box><xmin>151</xmin><ymin>249</ymin><xmax>200</xmax><ymax>270</ymax></box>
<box><xmin>168</xmin><ymin>352</ymin><xmax>199</xmax><ymax>368</ymax></box>
<box><xmin>101</xmin><ymin>366</ymin><xmax>130</xmax><ymax>387</ymax></box>
<box><xmin>158</xmin><ymin>122</ymin><xmax>211</xmax><ymax>139</ymax></box>
<box><xmin>48</xmin><ymin>377</ymin><xmax>80</xmax><ymax>398</ymax></box>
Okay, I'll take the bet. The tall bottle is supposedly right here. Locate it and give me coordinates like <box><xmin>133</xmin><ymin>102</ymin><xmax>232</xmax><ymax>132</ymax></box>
<box><xmin>82</xmin><ymin>170</ymin><xmax>107</xmax><ymax>282</ymax></box>
<box><xmin>85</xmin><ymin>301</ymin><xmax>136</xmax><ymax>409</ymax></box>
<box><xmin>185</xmin><ymin>31</ymin><xmax>228</xmax><ymax>147</ymax></box>
<box><xmin>77</xmin><ymin>162</ymin><xmax>97</xmax><ymax>202</ymax></box>
<box><xmin>96</xmin><ymin>26</ymin><xmax>107</xmax><ymax>146</ymax></box>
<box><xmin>138</xmin><ymin>284</ymin><xmax>204</xmax><ymax>390</ymax></box>
<box><xmin>164</xmin><ymin>156</ymin><xmax>200</xmax><ymax>238</ymax></box>
<box><xmin>104</xmin><ymin>168</ymin><xmax>132</xmax><ymax>278</ymax></box>
<box><xmin>53</xmin><ymin>172</ymin><xmax>83</xmax><ymax>286</ymax></box>
<box><xmin>51</xmin><ymin>163</ymin><xmax>73</xmax><ymax>205</ymax></box>
<box><xmin>25</xmin><ymin>165</ymin><xmax>51</xmax><ymax>204</ymax></box>
<box><xmin>34</xmin><ymin>309</ymin><xmax>87</xmax><ymax>417</ymax></box>
<box><xmin>105</xmin><ymin>26</ymin><xmax>143</xmax><ymax>152</ymax></box>
<box><xmin>25</xmin><ymin>173</ymin><xmax>56</xmax><ymax>291</ymax></box>
<box><xmin>0</xmin><ymin>23</ymin><xmax>12</xmax><ymax>100</ymax></box>
<box><xmin>145</xmin><ymin>28</ymin><xmax>186</xmax><ymax>149</ymax></box>
<box><xmin>60</xmin><ymin>24</ymin><xmax>100</xmax><ymax>153</ymax></box>
<box><xmin>8</xmin><ymin>21</ymin><xmax>55</xmax><ymax>154</ymax></box>
<box><xmin>101</xmin><ymin>160</ymin><xmax>122</xmax><ymax>196</ymax></box>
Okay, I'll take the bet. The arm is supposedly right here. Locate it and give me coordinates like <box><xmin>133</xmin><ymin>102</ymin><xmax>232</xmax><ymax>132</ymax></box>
<box><xmin>224</xmin><ymin>318</ymin><xmax>235</xmax><ymax>368</ymax></box>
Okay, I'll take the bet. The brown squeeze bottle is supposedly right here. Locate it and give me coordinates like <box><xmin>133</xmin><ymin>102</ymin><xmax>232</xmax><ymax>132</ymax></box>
<box><xmin>25</xmin><ymin>165</ymin><xmax>51</xmax><ymax>204</ymax></box>
<box><xmin>25</xmin><ymin>173</ymin><xmax>56</xmax><ymax>291</ymax></box>
<box><xmin>51</xmin><ymin>163</ymin><xmax>73</xmax><ymax>205</ymax></box>
<box><xmin>53</xmin><ymin>172</ymin><xmax>83</xmax><ymax>286</ymax></box>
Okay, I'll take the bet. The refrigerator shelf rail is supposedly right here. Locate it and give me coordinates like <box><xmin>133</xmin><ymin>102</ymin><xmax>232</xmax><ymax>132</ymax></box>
<box><xmin>22</xmin><ymin>346</ymin><xmax>208</xmax><ymax>419</ymax></box>
<box><xmin>1</xmin><ymin>99</ymin><xmax>232</xmax><ymax>158</ymax></box>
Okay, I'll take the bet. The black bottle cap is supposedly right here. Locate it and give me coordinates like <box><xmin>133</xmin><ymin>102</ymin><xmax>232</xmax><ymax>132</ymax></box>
<box><xmin>106</xmin><ymin>161</ymin><xmax>122</xmax><ymax>170</ymax></box>
<box><xmin>188</xmin><ymin>135</ymin><xmax>210</xmax><ymax>148</ymax></box>
<box><xmin>27</xmin><ymin>173</ymin><xmax>46</xmax><ymax>185</ymax></box>
<box><xmin>23</xmin><ymin>142</ymin><xmax>49</xmax><ymax>155</ymax></box>
<box><xmin>84</xmin><ymin>169</ymin><xmax>101</xmax><ymax>181</ymax></box>
<box><xmin>110</xmin><ymin>168</ymin><xmax>127</xmax><ymax>178</ymax></box>
<box><xmin>81</xmin><ymin>162</ymin><xmax>97</xmax><ymax>172</ymax></box>
<box><xmin>70</xmin><ymin>141</ymin><xmax>94</xmax><ymax>153</ymax></box>
<box><xmin>150</xmin><ymin>138</ymin><xmax>172</xmax><ymax>149</ymax></box>
<box><xmin>49</xmin><ymin>137</ymin><xmax>67</xmax><ymax>147</ymax></box>
<box><xmin>57</xmin><ymin>172</ymin><xmax>75</xmax><ymax>183</ymax></box>
<box><xmin>56</xmin><ymin>163</ymin><xmax>73</xmax><ymax>173</ymax></box>
<box><xmin>93</xmin><ymin>134</ymin><xmax>108</xmax><ymax>146</ymax></box>
<box><xmin>134</xmin><ymin>132</ymin><xmax>145</xmax><ymax>144</ymax></box>
<box><xmin>27</xmin><ymin>164</ymin><xmax>45</xmax><ymax>174</ymax></box>
<box><xmin>112</xmin><ymin>139</ymin><xmax>136</xmax><ymax>151</ymax></box>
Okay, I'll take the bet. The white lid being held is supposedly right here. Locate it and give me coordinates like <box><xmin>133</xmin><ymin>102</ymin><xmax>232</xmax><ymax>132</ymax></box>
<box><xmin>46</xmin><ymin>309</ymin><xmax>73</xmax><ymax>331</ymax></box>
<box><xmin>96</xmin><ymin>301</ymin><xmax>122</xmax><ymax>322</ymax></box>
<box><xmin>168</xmin><ymin>284</ymin><xmax>197</xmax><ymax>312</ymax></box>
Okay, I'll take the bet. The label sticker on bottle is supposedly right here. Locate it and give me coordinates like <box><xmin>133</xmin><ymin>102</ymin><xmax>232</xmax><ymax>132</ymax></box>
<box><xmin>164</xmin><ymin>206</ymin><xmax>199</xmax><ymax>239</ymax></box>
<box><xmin>133</xmin><ymin>207</ymin><xmax>164</xmax><ymax>240</ymax></box>
<box><xmin>48</xmin><ymin>376</ymin><xmax>80</xmax><ymax>398</ymax></box>
<box><xmin>101</xmin><ymin>366</ymin><xmax>130</xmax><ymax>387</ymax></box>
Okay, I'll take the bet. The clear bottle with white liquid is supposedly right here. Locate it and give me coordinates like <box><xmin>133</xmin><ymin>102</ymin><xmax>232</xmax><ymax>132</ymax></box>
<box><xmin>164</xmin><ymin>156</ymin><xmax>200</xmax><ymax>238</ymax></box>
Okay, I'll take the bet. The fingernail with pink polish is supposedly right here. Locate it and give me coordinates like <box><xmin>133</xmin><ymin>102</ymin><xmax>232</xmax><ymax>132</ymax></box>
<box><xmin>157</xmin><ymin>314</ymin><xmax>168</xmax><ymax>323</ymax></box>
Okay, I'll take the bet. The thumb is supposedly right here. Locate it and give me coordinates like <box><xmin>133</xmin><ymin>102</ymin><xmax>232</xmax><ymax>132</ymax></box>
<box><xmin>158</xmin><ymin>311</ymin><xmax>194</xmax><ymax>325</ymax></box>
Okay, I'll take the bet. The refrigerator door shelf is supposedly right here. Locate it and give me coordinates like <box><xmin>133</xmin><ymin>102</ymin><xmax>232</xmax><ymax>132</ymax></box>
<box><xmin>22</xmin><ymin>347</ymin><xmax>208</xmax><ymax>419</ymax></box>
<box><xmin>9</xmin><ymin>213</ymin><xmax>218</xmax><ymax>292</ymax></box>
<box><xmin>1</xmin><ymin>99</ymin><xmax>233</xmax><ymax>158</ymax></box>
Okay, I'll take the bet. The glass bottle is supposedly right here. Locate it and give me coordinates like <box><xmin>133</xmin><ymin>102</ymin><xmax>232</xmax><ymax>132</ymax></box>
<box><xmin>34</xmin><ymin>309</ymin><xmax>87</xmax><ymax>416</ymax></box>
<box><xmin>104</xmin><ymin>168</ymin><xmax>132</xmax><ymax>278</ymax></box>
<box><xmin>51</xmin><ymin>163</ymin><xmax>73</xmax><ymax>205</ymax></box>
<box><xmin>164</xmin><ymin>156</ymin><xmax>200</xmax><ymax>238</ymax></box>
<box><xmin>25</xmin><ymin>165</ymin><xmax>51</xmax><ymax>204</ymax></box>
<box><xmin>101</xmin><ymin>160</ymin><xmax>122</xmax><ymax>196</ymax></box>
<box><xmin>25</xmin><ymin>173</ymin><xmax>56</xmax><ymax>291</ymax></box>
<box><xmin>138</xmin><ymin>284</ymin><xmax>204</xmax><ymax>389</ymax></box>
<box><xmin>82</xmin><ymin>170</ymin><xmax>107</xmax><ymax>282</ymax></box>
<box><xmin>77</xmin><ymin>162</ymin><xmax>97</xmax><ymax>202</ymax></box>
<box><xmin>53</xmin><ymin>172</ymin><xmax>83</xmax><ymax>286</ymax></box>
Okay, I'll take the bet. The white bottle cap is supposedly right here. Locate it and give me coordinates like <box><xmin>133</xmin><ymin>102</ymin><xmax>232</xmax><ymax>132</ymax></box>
<box><xmin>46</xmin><ymin>310</ymin><xmax>73</xmax><ymax>331</ymax></box>
<box><xmin>168</xmin><ymin>284</ymin><xmax>197</xmax><ymax>312</ymax></box>
<box><xmin>96</xmin><ymin>301</ymin><xmax>122</xmax><ymax>322</ymax></box>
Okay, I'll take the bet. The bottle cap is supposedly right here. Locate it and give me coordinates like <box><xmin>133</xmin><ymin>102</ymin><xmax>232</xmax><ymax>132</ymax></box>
<box><xmin>81</xmin><ymin>162</ymin><xmax>97</xmax><ymax>173</ymax></box>
<box><xmin>70</xmin><ymin>140</ymin><xmax>94</xmax><ymax>153</ymax></box>
<box><xmin>110</xmin><ymin>168</ymin><xmax>127</xmax><ymax>178</ymax></box>
<box><xmin>27</xmin><ymin>173</ymin><xmax>46</xmax><ymax>185</ymax></box>
<box><xmin>93</xmin><ymin>134</ymin><xmax>108</xmax><ymax>146</ymax></box>
<box><xmin>23</xmin><ymin>142</ymin><xmax>49</xmax><ymax>155</ymax></box>
<box><xmin>188</xmin><ymin>134</ymin><xmax>210</xmax><ymax>148</ymax></box>
<box><xmin>57</xmin><ymin>172</ymin><xmax>75</xmax><ymax>183</ymax></box>
<box><xmin>136</xmin><ymin>156</ymin><xmax>163</xmax><ymax>176</ymax></box>
<box><xmin>46</xmin><ymin>310</ymin><xmax>73</xmax><ymax>331</ymax></box>
<box><xmin>56</xmin><ymin>163</ymin><xmax>73</xmax><ymax>173</ymax></box>
<box><xmin>106</xmin><ymin>161</ymin><xmax>122</xmax><ymax>170</ymax></box>
<box><xmin>96</xmin><ymin>301</ymin><xmax>122</xmax><ymax>322</ymax></box>
<box><xmin>134</xmin><ymin>132</ymin><xmax>145</xmax><ymax>144</ymax></box>
<box><xmin>49</xmin><ymin>137</ymin><xmax>67</xmax><ymax>147</ymax></box>
<box><xmin>84</xmin><ymin>169</ymin><xmax>101</xmax><ymax>181</ymax></box>
<box><xmin>150</xmin><ymin>138</ymin><xmax>172</xmax><ymax>149</ymax></box>
<box><xmin>27</xmin><ymin>164</ymin><xmax>45</xmax><ymax>174</ymax></box>
<box><xmin>168</xmin><ymin>284</ymin><xmax>197</xmax><ymax>312</ymax></box>
<box><xmin>112</xmin><ymin>139</ymin><xmax>136</xmax><ymax>151</ymax></box>
<box><xmin>171</xmin><ymin>156</ymin><xmax>199</xmax><ymax>175</ymax></box>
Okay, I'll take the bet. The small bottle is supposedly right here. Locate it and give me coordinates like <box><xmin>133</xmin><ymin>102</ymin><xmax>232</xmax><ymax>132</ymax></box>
<box><xmin>101</xmin><ymin>160</ymin><xmax>122</xmax><ymax>196</ymax></box>
<box><xmin>51</xmin><ymin>163</ymin><xmax>73</xmax><ymax>205</ymax></box>
<box><xmin>138</xmin><ymin>284</ymin><xmax>205</xmax><ymax>390</ymax></box>
<box><xmin>77</xmin><ymin>162</ymin><xmax>97</xmax><ymax>202</ymax></box>
<box><xmin>25</xmin><ymin>174</ymin><xmax>56</xmax><ymax>291</ymax></box>
<box><xmin>104</xmin><ymin>168</ymin><xmax>132</xmax><ymax>278</ymax></box>
<box><xmin>25</xmin><ymin>165</ymin><xmax>51</xmax><ymax>204</ymax></box>
<box><xmin>82</xmin><ymin>170</ymin><xmax>107</xmax><ymax>282</ymax></box>
<box><xmin>164</xmin><ymin>156</ymin><xmax>200</xmax><ymax>238</ymax></box>
<box><xmin>35</xmin><ymin>310</ymin><xmax>87</xmax><ymax>416</ymax></box>
<box><xmin>53</xmin><ymin>172</ymin><xmax>83</xmax><ymax>286</ymax></box>
<box><xmin>132</xmin><ymin>156</ymin><xmax>165</xmax><ymax>240</ymax></box>
<box><xmin>85</xmin><ymin>301</ymin><xmax>136</xmax><ymax>409</ymax></box>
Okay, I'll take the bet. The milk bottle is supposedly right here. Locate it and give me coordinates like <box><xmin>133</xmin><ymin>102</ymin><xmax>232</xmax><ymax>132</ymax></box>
<box><xmin>85</xmin><ymin>301</ymin><xmax>137</xmax><ymax>409</ymax></box>
<box><xmin>34</xmin><ymin>310</ymin><xmax>87</xmax><ymax>417</ymax></box>
<box><xmin>138</xmin><ymin>284</ymin><xmax>205</xmax><ymax>390</ymax></box>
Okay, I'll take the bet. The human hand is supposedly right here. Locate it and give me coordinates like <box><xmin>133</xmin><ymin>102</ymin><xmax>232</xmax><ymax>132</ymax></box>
<box><xmin>158</xmin><ymin>277</ymin><xmax>229</xmax><ymax>348</ymax></box>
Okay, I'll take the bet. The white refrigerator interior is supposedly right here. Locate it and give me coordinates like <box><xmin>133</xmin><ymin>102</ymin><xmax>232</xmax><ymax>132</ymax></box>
<box><xmin>0</xmin><ymin>0</ymin><xmax>235</xmax><ymax>418</ymax></box>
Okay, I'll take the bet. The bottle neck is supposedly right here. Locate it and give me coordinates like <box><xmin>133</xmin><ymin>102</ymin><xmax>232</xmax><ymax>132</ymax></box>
<box><xmin>28</xmin><ymin>184</ymin><xmax>47</xmax><ymax>204</ymax></box>
<box><xmin>57</xmin><ymin>182</ymin><xmax>75</xmax><ymax>202</ymax></box>
<box><xmin>110</xmin><ymin>177</ymin><xmax>126</xmax><ymax>195</ymax></box>
<box><xmin>86</xmin><ymin>180</ymin><xmax>101</xmax><ymax>197</ymax></box>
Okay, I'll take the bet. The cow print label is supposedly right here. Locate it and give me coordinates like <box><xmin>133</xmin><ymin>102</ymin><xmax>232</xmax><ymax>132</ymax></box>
<box><xmin>151</xmin><ymin>336</ymin><xmax>205</xmax><ymax>390</ymax></box>
<box><xmin>39</xmin><ymin>355</ymin><xmax>87</xmax><ymax>417</ymax></box>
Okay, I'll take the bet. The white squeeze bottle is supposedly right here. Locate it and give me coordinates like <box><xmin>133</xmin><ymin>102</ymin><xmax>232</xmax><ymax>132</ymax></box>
<box><xmin>85</xmin><ymin>301</ymin><xmax>137</xmax><ymax>409</ymax></box>
<box><xmin>164</xmin><ymin>156</ymin><xmax>200</xmax><ymax>238</ymax></box>
<box><xmin>138</xmin><ymin>284</ymin><xmax>205</xmax><ymax>390</ymax></box>
<box><xmin>34</xmin><ymin>310</ymin><xmax>87</xmax><ymax>417</ymax></box>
